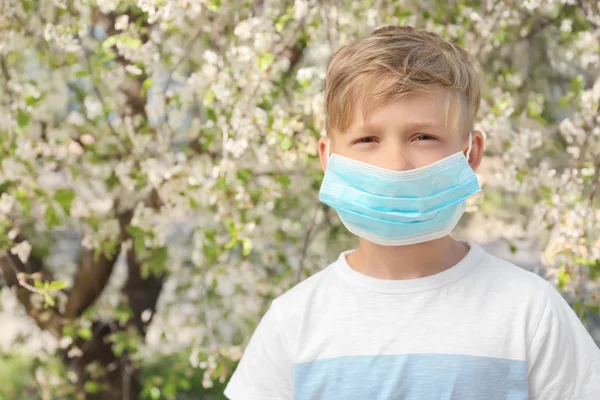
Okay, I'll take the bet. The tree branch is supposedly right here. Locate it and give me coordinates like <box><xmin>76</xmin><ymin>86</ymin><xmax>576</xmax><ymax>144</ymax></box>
<box><xmin>63</xmin><ymin>248</ymin><xmax>121</xmax><ymax>318</ymax></box>
<box><xmin>120</xmin><ymin>189</ymin><xmax>165</xmax><ymax>336</ymax></box>
<box><xmin>0</xmin><ymin>237</ymin><xmax>64</xmax><ymax>338</ymax></box>
<box><xmin>589</xmin><ymin>162</ymin><xmax>600</xmax><ymax>206</ymax></box>
<box><xmin>77</xmin><ymin>35</ymin><xmax>122</xmax><ymax>138</ymax></box>
<box><xmin>297</xmin><ymin>201</ymin><xmax>325</xmax><ymax>282</ymax></box>
<box><xmin>576</xmin><ymin>0</ymin><xmax>600</xmax><ymax>30</ymax></box>
<box><xmin>0</xmin><ymin>55</ymin><xmax>14</xmax><ymax>105</ymax></box>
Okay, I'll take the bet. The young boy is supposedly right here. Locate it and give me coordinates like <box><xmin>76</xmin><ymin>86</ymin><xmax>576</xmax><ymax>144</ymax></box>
<box><xmin>224</xmin><ymin>26</ymin><xmax>600</xmax><ymax>399</ymax></box>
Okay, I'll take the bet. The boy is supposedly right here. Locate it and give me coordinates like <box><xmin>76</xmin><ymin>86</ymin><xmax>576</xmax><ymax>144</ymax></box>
<box><xmin>224</xmin><ymin>26</ymin><xmax>600</xmax><ymax>399</ymax></box>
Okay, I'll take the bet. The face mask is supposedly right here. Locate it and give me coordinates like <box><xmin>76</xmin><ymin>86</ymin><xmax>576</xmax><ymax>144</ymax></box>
<box><xmin>319</xmin><ymin>133</ymin><xmax>481</xmax><ymax>246</ymax></box>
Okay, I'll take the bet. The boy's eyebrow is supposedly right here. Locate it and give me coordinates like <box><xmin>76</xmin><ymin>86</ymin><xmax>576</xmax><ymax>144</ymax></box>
<box><xmin>402</xmin><ymin>121</ymin><xmax>447</xmax><ymax>131</ymax></box>
<box><xmin>344</xmin><ymin>120</ymin><xmax>447</xmax><ymax>136</ymax></box>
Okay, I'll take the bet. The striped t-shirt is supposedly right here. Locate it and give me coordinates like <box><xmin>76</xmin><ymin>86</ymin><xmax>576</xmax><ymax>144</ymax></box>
<box><xmin>224</xmin><ymin>241</ymin><xmax>600</xmax><ymax>399</ymax></box>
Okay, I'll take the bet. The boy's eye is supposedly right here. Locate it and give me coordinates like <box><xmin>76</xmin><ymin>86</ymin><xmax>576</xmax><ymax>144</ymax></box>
<box><xmin>413</xmin><ymin>134</ymin><xmax>437</xmax><ymax>141</ymax></box>
<box><xmin>354</xmin><ymin>137</ymin><xmax>378</xmax><ymax>144</ymax></box>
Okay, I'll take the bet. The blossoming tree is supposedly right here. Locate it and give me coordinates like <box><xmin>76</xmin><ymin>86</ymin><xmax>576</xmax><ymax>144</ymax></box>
<box><xmin>0</xmin><ymin>0</ymin><xmax>598</xmax><ymax>398</ymax></box>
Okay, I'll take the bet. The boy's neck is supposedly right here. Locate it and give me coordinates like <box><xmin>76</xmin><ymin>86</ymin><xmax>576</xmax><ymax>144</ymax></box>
<box><xmin>345</xmin><ymin>235</ymin><xmax>469</xmax><ymax>280</ymax></box>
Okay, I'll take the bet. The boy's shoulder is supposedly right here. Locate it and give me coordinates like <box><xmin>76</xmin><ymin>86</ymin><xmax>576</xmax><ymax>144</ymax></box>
<box><xmin>273</xmin><ymin>253</ymin><xmax>343</xmax><ymax>309</ymax></box>
<box><xmin>472</xmin><ymin>242</ymin><xmax>553</xmax><ymax>293</ymax></box>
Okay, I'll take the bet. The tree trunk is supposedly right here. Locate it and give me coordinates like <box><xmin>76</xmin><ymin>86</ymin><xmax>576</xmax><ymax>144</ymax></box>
<box><xmin>60</xmin><ymin>321</ymin><xmax>141</xmax><ymax>400</ymax></box>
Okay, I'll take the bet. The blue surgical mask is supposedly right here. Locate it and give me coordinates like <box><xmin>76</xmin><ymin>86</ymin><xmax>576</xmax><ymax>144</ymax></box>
<box><xmin>319</xmin><ymin>133</ymin><xmax>481</xmax><ymax>246</ymax></box>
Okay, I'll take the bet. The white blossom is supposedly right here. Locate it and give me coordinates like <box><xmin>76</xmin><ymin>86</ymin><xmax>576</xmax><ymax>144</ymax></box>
<box><xmin>234</xmin><ymin>20</ymin><xmax>253</xmax><ymax>41</ymax></box>
<box><xmin>0</xmin><ymin>193</ymin><xmax>16</xmax><ymax>215</ymax></box>
<box><xmin>115</xmin><ymin>15</ymin><xmax>129</xmax><ymax>31</ymax></box>
<box><xmin>10</xmin><ymin>241</ymin><xmax>32</xmax><ymax>264</ymax></box>
<box><xmin>294</xmin><ymin>0</ymin><xmax>310</xmax><ymax>21</ymax></box>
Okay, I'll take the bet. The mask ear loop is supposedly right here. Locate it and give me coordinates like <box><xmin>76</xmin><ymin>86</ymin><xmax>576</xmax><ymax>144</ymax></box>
<box><xmin>326</xmin><ymin>138</ymin><xmax>331</xmax><ymax>158</ymax></box>
<box><xmin>465</xmin><ymin>132</ymin><xmax>473</xmax><ymax>161</ymax></box>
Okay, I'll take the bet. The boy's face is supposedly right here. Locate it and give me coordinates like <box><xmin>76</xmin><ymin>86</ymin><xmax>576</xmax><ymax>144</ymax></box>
<box><xmin>319</xmin><ymin>87</ymin><xmax>484</xmax><ymax>173</ymax></box>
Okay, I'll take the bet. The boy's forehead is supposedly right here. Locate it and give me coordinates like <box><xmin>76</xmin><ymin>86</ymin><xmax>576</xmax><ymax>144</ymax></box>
<box><xmin>345</xmin><ymin>88</ymin><xmax>461</xmax><ymax>134</ymax></box>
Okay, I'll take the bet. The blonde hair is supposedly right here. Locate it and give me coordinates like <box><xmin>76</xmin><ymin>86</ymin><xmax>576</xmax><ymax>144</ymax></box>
<box><xmin>324</xmin><ymin>25</ymin><xmax>481</xmax><ymax>136</ymax></box>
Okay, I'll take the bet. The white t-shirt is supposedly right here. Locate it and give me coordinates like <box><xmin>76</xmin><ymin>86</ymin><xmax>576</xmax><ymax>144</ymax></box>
<box><xmin>224</xmin><ymin>241</ymin><xmax>600</xmax><ymax>400</ymax></box>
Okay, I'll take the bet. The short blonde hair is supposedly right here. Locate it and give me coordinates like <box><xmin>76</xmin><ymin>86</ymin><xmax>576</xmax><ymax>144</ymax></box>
<box><xmin>324</xmin><ymin>25</ymin><xmax>481</xmax><ymax>136</ymax></box>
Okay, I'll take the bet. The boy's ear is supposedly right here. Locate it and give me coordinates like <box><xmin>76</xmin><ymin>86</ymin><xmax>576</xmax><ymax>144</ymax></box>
<box><xmin>318</xmin><ymin>137</ymin><xmax>329</xmax><ymax>173</ymax></box>
<box><xmin>466</xmin><ymin>130</ymin><xmax>484</xmax><ymax>172</ymax></box>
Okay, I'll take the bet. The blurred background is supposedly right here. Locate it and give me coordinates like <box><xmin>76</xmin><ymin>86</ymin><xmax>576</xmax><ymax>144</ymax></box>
<box><xmin>1</xmin><ymin>0</ymin><xmax>599</xmax><ymax>398</ymax></box>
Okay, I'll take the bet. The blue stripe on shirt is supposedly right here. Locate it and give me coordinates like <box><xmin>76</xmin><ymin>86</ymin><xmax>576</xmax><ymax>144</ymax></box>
<box><xmin>293</xmin><ymin>353</ymin><xmax>528</xmax><ymax>400</ymax></box>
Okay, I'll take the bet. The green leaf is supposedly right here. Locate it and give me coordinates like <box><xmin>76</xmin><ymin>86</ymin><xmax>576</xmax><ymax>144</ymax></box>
<box><xmin>66</xmin><ymin>52</ymin><xmax>78</xmax><ymax>65</ymax></box>
<box><xmin>557</xmin><ymin>269</ymin><xmax>571</xmax><ymax>289</ymax></box>
<box><xmin>204</xmin><ymin>230</ymin><xmax>216</xmax><ymax>243</ymax></box>
<box><xmin>237</xmin><ymin>168</ymin><xmax>253</xmax><ymax>183</ymax></box>
<box><xmin>277</xmin><ymin>174</ymin><xmax>291</xmax><ymax>187</ymax></box>
<box><xmin>558</xmin><ymin>95</ymin><xmax>572</xmax><ymax>108</ymax></box>
<box><xmin>202</xmin><ymin>133</ymin><xmax>215</xmax><ymax>151</ymax></box>
<box><xmin>224</xmin><ymin>236</ymin><xmax>238</xmax><ymax>249</ymax></box>
<box><xmin>15</xmin><ymin>188</ymin><xmax>31</xmax><ymax>214</ymax></box>
<box><xmin>275</xmin><ymin>13</ymin><xmax>293</xmax><ymax>33</ymax></box>
<box><xmin>206</xmin><ymin>0</ymin><xmax>221</xmax><ymax>12</ymax></box>
<box><xmin>69</xmin><ymin>165</ymin><xmax>79</xmax><ymax>181</ymax></box>
<box><xmin>34</xmin><ymin>279</ymin><xmax>44</xmax><ymax>289</ymax></box>
<box><xmin>122</xmin><ymin>37</ymin><xmax>142</xmax><ymax>49</ymax></box>
<box><xmin>126</xmin><ymin>225</ymin><xmax>145</xmax><ymax>238</ymax></box>
<box><xmin>494</xmin><ymin>30</ymin><xmax>506</xmax><ymax>43</ymax></box>
<box><xmin>103</xmin><ymin>240</ymin><xmax>118</xmax><ymax>259</ymax></box>
<box><xmin>62</xmin><ymin>325</ymin><xmax>75</xmax><ymax>339</ymax></box>
<box><xmin>22</xmin><ymin>0</ymin><xmax>34</xmax><ymax>12</ymax></box>
<box><xmin>25</xmin><ymin>94</ymin><xmax>41</xmax><ymax>106</ymax></box>
<box><xmin>527</xmin><ymin>100</ymin><xmax>542</xmax><ymax>117</ymax></box>
<box><xmin>515</xmin><ymin>171</ymin><xmax>524</xmax><ymax>184</ymax></box>
<box><xmin>242</xmin><ymin>237</ymin><xmax>253</xmax><ymax>256</ymax></box>
<box><xmin>150</xmin><ymin>387</ymin><xmax>161</xmax><ymax>400</ymax></box>
<box><xmin>98</xmin><ymin>50</ymin><xmax>116</xmax><ymax>64</ymax></box>
<box><xmin>225</xmin><ymin>219</ymin><xmax>236</xmax><ymax>236</ymax></box>
<box><xmin>0</xmin><ymin>180</ymin><xmax>12</xmax><ymax>193</ymax></box>
<box><xmin>574</xmin><ymin>257</ymin><xmax>596</xmax><ymax>267</ymax></box>
<box><xmin>134</xmin><ymin>236</ymin><xmax>146</xmax><ymax>257</ymax></box>
<box><xmin>572</xmin><ymin>301</ymin><xmax>585</xmax><ymax>319</ymax></box>
<box><xmin>47</xmin><ymin>280</ymin><xmax>68</xmax><ymax>291</ymax></box>
<box><xmin>77</xmin><ymin>327</ymin><xmax>93</xmax><ymax>340</ymax></box>
<box><xmin>84</xmin><ymin>381</ymin><xmax>100</xmax><ymax>394</ymax></box>
<box><xmin>163</xmin><ymin>382</ymin><xmax>177</xmax><ymax>397</ymax></box>
<box><xmin>570</xmin><ymin>75</ymin><xmax>584</xmax><ymax>94</ymax></box>
<box><xmin>205</xmin><ymin>108</ymin><xmax>217</xmax><ymax>122</ymax></box>
<box><xmin>53</xmin><ymin>189</ymin><xmax>75</xmax><ymax>215</ymax></box>
<box><xmin>17</xmin><ymin>110</ymin><xmax>30</xmax><ymax>128</ymax></box>
<box><xmin>147</xmin><ymin>246</ymin><xmax>168</xmax><ymax>271</ymax></box>
<box><xmin>141</xmin><ymin>78</ymin><xmax>152</xmax><ymax>98</ymax></box>
<box><xmin>101</xmin><ymin>36</ymin><xmax>119</xmax><ymax>50</ymax></box>
<box><xmin>44</xmin><ymin>205</ymin><xmax>60</xmax><ymax>228</ymax></box>
<box><xmin>258</xmin><ymin>52</ymin><xmax>275</xmax><ymax>72</ymax></box>
<box><xmin>179</xmin><ymin>379</ymin><xmax>191</xmax><ymax>390</ymax></box>
<box><xmin>281</xmin><ymin>136</ymin><xmax>293</xmax><ymax>150</ymax></box>
<box><xmin>44</xmin><ymin>294</ymin><xmax>56</xmax><ymax>307</ymax></box>
<box><xmin>113</xmin><ymin>341</ymin><xmax>126</xmax><ymax>356</ymax></box>
<box><xmin>116</xmin><ymin>307</ymin><xmax>134</xmax><ymax>324</ymax></box>
<box><xmin>203</xmin><ymin>89</ymin><xmax>215</xmax><ymax>105</ymax></box>
<box><xmin>540</xmin><ymin>185</ymin><xmax>552</xmax><ymax>197</ymax></box>
<box><xmin>540</xmin><ymin>185</ymin><xmax>553</xmax><ymax>203</ymax></box>
<box><xmin>105</xmin><ymin>172</ymin><xmax>119</xmax><ymax>189</ymax></box>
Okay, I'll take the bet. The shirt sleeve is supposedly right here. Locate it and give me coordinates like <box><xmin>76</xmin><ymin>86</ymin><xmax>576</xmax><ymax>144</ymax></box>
<box><xmin>224</xmin><ymin>299</ymin><xmax>293</xmax><ymax>400</ymax></box>
<box><xmin>527</xmin><ymin>280</ymin><xmax>600</xmax><ymax>399</ymax></box>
